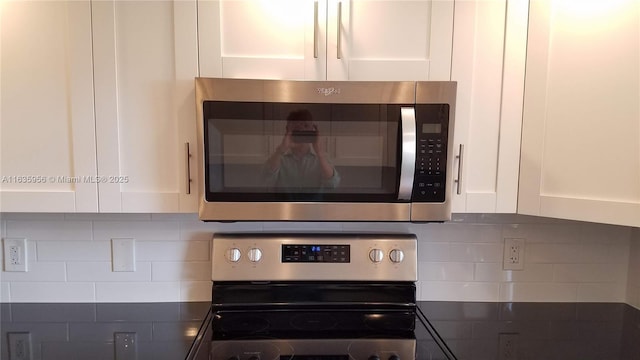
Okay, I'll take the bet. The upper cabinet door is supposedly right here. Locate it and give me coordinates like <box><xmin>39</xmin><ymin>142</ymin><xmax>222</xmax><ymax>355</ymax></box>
<box><xmin>199</xmin><ymin>0</ymin><xmax>327</xmax><ymax>80</ymax></box>
<box><xmin>92</xmin><ymin>0</ymin><xmax>199</xmax><ymax>212</ymax></box>
<box><xmin>326</xmin><ymin>0</ymin><xmax>453</xmax><ymax>81</ymax></box>
<box><xmin>450</xmin><ymin>0</ymin><xmax>528</xmax><ymax>213</ymax></box>
<box><xmin>519</xmin><ymin>0</ymin><xmax>640</xmax><ymax>227</ymax></box>
<box><xmin>0</xmin><ymin>1</ymin><xmax>98</xmax><ymax>212</ymax></box>
<box><xmin>198</xmin><ymin>0</ymin><xmax>453</xmax><ymax>81</ymax></box>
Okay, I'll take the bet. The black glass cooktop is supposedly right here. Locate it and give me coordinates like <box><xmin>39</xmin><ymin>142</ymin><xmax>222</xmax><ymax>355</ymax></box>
<box><xmin>187</xmin><ymin>306</ymin><xmax>455</xmax><ymax>360</ymax></box>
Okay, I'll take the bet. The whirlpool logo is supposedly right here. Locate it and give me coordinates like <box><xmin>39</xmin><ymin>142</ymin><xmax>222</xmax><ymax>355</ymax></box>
<box><xmin>316</xmin><ymin>87</ymin><xmax>341</xmax><ymax>96</ymax></box>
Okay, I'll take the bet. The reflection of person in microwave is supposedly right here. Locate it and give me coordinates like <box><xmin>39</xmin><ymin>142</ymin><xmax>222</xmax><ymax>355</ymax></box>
<box><xmin>263</xmin><ymin>109</ymin><xmax>340</xmax><ymax>191</ymax></box>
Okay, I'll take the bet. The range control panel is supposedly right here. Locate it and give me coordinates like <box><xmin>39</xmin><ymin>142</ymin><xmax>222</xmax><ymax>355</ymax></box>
<box><xmin>413</xmin><ymin>104</ymin><xmax>450</xmax><ymax>202</ymax></box>
<box><xmin>211</xmin><ymin>234</ymin><xmax>417</xmax><ymax>282</ymax></box>
<box><xmin>282</xmin><ymin>244</ymin><xmax>350</xmax><ymax>263</ymax></box>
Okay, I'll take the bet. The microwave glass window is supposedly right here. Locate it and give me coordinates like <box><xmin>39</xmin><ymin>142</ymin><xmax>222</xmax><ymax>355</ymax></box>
<box><xmin>204</xmin><ymin>102</ymin><xmax>402</xmax><ymax>202</ymax></box>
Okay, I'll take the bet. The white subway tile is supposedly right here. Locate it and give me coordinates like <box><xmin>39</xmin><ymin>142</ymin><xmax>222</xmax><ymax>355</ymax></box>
<box><xmin>631</xmin><ymin>288</ymin><xmax>640</xmax><ymax>309</ymax></box>
<box><xmin>474</xmin><ymin>263</ymin><xmax>554</xmax><ymax>283</ymax></box>
<box><xmin>93</xmin><ymin>221</ymin><xmax>179</xmax><ymax>241</ymax></box>
<box><xmin>1</xmin><ymin>262</ymin><xmax>66</xmax><ymax>282</ymax></box>
<box><xmin>137</xmin><ymin>241</ymin><xmax>209</xmax><ymax>261</ymax></box>
<box><xmin>152</xmin><ymin>262</ymin><xmax>211</xmax><ymax>281</ymax></box>
<box><xmin>2</xmin><ymin>213</ymin><xmax>65</xmax><ymax>221</ymax></box>
<box><xmin>449</xmin><ymin>243</ymin><xmax>503</xmax><ymax>263</ymax></box>
<box><xmin>151</xmin><ymin>213</ymin><xmax>199</xmax><ymax>221</ymax></box>
<box><xmin>67</xmin><ymin>262</ymin><xmax>152</xmax><ymax>282</ymax></box>
<box><xmin>180</xmin><ymin>221</ymin><xmax>262</xmax><ymax>241</ymax></box>
<box><xmin>1</xmin><ymin>282</ymin><xmax>10</xmax><ymax>302</ymax></box>
<box><xmin>579</xmin><ymin>223</ymin><xmax>633</xmax><ymax>244</ymax></box>
<box><xmin>342</xmin><ymin>222</ymin><xmax>410</xmax><ymax>233</ymax></box>
<box><xmin>417</xmin><ymin>242</ymin><xmax>449</xmax><ymax>262</ymax></box>
<box><xmin>526</xmin><ymin>244</ymin><xmax>582</xmax><ymax>264</ymax></box>
<box><xmin>553</xmin><ymin>263</ymin><xmax>627</xmax><ymax>283</ymax></box>
<box><xmin>420</xmin><ymin>281</ymin><xmax>499</xmax><ymax>302</ymax></box>
<box><xmin>11</xmin><ymin>282</ymin><xmax>95</xmax><ymax>302</ymax></box>
<box><xmin>500</xmin><ymin>283</ymin><xmax>577</xmax><ymax>302</ymax></box>
<box><xmin>263</xmin><ymin>222</ymin><xmax>343</xmax><ymax>232</ymax></box>
<box><xmin>96</xmin><ymin>282</ymin><xmax>180</xmax><ymax>302</ymax></box>
<box><xmin>180</xmin><ymin>281</ymin><xmax>212</xmax><ymax>301</ymax></box>
<box><xmin>38</xmin><ymin>241</ymin><xmax>111</xmax><ymax>261</ymax></box>
<box><xmin>577</xmin><ymin>283</ymin><xmax>626</xmax><ymax>302</ymax></box>
<box><xmin>579</xmin><ymin>243</ymin><xmax>630</xmax><ymax>264</ymax></box>
<box><xmin>6</xmin><ymin>220</ymin><xmax>92</xmax><ymax>241</ymax></box>
<box><xmin>419</xmin><ymin>262</ymin><xmax>474</xmax><ymax>281</ymax></box>
<box><xmin>423</xmin><ymin>223</ymin><xmax>503</xmax><ymax>243</ymax></box>
<box><xmin>503</xmin><ymin>224</ymin><xmax>583</xmax><ymax>244</ymax></box>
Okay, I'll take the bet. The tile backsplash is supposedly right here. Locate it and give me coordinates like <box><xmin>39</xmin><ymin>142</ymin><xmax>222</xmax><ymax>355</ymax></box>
<box><xmin>0</xmin><ymin>213</ymin><xmax>636</xmax><ymax>306</ymax></box>
<box><xmin>627</xmin><ymin>228</ymin><xmax>640</xmax><ymax>309</ymax></box>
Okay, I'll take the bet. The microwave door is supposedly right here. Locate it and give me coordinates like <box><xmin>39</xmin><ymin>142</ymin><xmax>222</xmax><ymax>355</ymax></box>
<box><xmin>398</xmin><ymin>107</ymin><xmax>417</xmax><ymax>201</ymax></box>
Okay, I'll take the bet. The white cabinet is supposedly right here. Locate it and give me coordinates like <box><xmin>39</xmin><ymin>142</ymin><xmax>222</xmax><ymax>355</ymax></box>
<box><xmin>0</xmin><ymin>1</ymin><xmax>98</xmax><ymax>212</ymax></box>
<box><xmin>518</xmin><ymin>0</ymin><xmax>640</xmax><ymax>227</ymax></box>
<box><xmin>1</xmin><ymin>0</ymin><xmax>199</xmax><ymax>213</ymax></box>
<box><xmin>450</xmin><ymin>0</ymin><xmax>529</xmax><ymax>213</ymax></box>
<box><xmin>198</xmin><ymin>0</ymin><xmax>454</xmax><ymax>81</ymax></box>
<box><xmin>92</xmin><ymin>0</ymin><xmax>199</xmax><ymax>212</ymax></box>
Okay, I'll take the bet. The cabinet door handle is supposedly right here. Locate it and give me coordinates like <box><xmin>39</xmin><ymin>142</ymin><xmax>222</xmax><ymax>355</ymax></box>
<box><xmin>336</xmin><ymin>1</ymin><xmax>342</xmax><ymax>59</ymax></box>
<box><xmin>454</xmin><ymin>144</ymin><xmax>464</xmax><ymax>195</ymax></box>
<box><xmin>313</xmin><ymin>1</ymin><xmax>319</xmax><ymax>58</ymax></box>
<box><xmin>185</xmin><ymin>142</ymin><xmax>192</xmax><ymax>195</ymax></box>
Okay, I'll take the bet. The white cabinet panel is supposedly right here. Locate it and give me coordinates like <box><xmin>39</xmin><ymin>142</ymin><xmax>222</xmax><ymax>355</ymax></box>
<box><xmin>199</xmin><ymin>0</ymin><xmax>452</xmax><ymax>81</ymax></box>
<box><xmin>93</xmin><ymin>0</ymin><xmax>199</xmax><ymax>213</ymax></box>
<box><xmin>327</xmin><ymin>0</ymin><xmax>453</xmax><ymax>81</ymax></box>
<box><xmin>0</xmin><ymin>1</ymin><xmax>97</xmax><ymax>212</ymax></box>
<box><xmin>519</xmin><ymin>0</ymin><xmax>640</xmax><ymax>227</ymax></box>
<box><xmin>199</xmin><ymin>0</ymin><xmax>327</xmax><ymax>80</ymax></box>
<box><xmin>450</xmin><ymin>0</ymin><xmax>528</xmax><ymax>213</ymax></box>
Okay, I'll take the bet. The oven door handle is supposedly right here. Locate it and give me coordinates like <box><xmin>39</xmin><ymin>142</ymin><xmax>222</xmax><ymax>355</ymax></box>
<box><xmin>398</xmin><ymin>107</ymin><xmax>416</xmax><ymax>201</ymax></box>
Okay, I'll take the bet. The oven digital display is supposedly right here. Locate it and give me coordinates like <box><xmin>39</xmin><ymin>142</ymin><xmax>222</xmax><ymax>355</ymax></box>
<box><xmin>282</xmin><ymin>244</ymin><xmax>350</xmax><ymax>263</ymax></box>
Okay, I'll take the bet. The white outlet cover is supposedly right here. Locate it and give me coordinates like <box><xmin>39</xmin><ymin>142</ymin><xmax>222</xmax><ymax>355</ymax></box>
<box><xmin>3</xmin><ymin>238</ymin><xmax>28</xmax><ymax>272</ymax></box>
<box><xmin>112</xmin><ymin>238</ymin><xmax>136</xmax><ymax>272</ymax></box>
<box><xmin>503</xmin><ymin>238</ymin><xmax>525</xmax><ymax>271</ymax></box>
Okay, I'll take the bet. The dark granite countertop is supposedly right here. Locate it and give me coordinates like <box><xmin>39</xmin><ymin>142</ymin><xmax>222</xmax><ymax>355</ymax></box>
<box><xmin>2</xmin><ymin>302</ymin><xmax>639</xmax><ymax>359</ymax></box>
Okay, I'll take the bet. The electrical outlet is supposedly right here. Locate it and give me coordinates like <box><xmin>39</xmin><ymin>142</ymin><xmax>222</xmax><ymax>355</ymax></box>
<box><xmin>3</xmin><ymin>238</ymin><xmax>28</xmax><ymax>272</ymax></box>
<box><xmin>503</xmin><ymin>238</ymin><xmax>525</xmax><ymax>270</ymax></box>
<box><xmin>114</xmin><ymin>332</ymin><xmax>137</xmax><ymax>360</ymax></box>
<box><xmin>8</xmin><ymin>332</ymin><xmax>32</xmax><ymax>360</ymax></box>
<box><xmin>498</xmin><ymin>333</ymin><xmax>519</xmax><ymax>360</ymax></box>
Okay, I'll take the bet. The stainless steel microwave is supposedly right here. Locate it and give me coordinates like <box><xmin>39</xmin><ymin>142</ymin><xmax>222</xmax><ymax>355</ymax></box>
<box><xmin>195</xmin><ymin>78</ymin><xmax>456</xmax><ymax>222</ymax></box>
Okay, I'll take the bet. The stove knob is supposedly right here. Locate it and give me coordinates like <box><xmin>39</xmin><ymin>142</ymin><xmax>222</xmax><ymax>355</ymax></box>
<box><xmin>369</xmin><ymin>249</ymin><xmax>384</xmax><ymax>263</ymax></box>
<box><xmin>389</xmin><ymin>249</ymin><xmax>405</xmax><ymax>263</ymax></box>
<box><xmin>388</xmin><ymin>356</ymin><xmax>400</xmax><ymax>360</ymax></box>
<box><xmin>368</xmin><ymin>356</ymin><xmax>381</xmax><ymax>360</ymax></box>
<box><xmin>248</xmin><ymin>248</ymin><xmax>263</xmax><ymax>262</ymax></box>
<box><xmin>225</xmin><ymin>248</ymin><xmax>241</xmax><ymax>262</ymax></box>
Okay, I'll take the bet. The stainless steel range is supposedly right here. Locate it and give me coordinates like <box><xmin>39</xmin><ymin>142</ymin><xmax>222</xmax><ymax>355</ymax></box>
<box><xmin>186</xmin><ymin>233</ymin><xmax>455</xmax><ymax>360</ymax></box>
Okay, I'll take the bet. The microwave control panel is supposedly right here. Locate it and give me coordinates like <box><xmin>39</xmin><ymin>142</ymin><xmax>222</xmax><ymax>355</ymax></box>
<box><xmin>413</xmin><ymin>104</ymin><xmax>449</xmax><ymax>202</ymax></box>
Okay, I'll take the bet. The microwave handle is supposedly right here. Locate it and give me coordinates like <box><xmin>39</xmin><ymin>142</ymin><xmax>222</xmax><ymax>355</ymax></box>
<box><xmin>398</xmin><ymin>107</ymin><xmax>417</xmax><ymax>201</ymax></box>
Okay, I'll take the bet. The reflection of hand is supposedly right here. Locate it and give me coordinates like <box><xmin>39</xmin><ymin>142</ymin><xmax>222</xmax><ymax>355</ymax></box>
<box><xmin>311</xmin><ymin>125</ymin><xmax>323</xmax><ymax>155</ymax></box>
<box><xmin>278</xmin><ymin>130</ymin><xmax>292</xmax><ymax>155</ymax></box>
